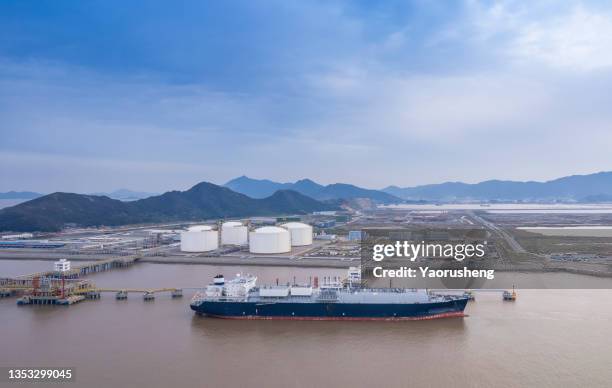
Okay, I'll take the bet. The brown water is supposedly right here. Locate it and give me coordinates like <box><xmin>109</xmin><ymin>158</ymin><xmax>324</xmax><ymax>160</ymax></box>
<box><xmin>1</xmin><ymin>261</ymin><xmax>612</xmax><ymax>388</ymax></box>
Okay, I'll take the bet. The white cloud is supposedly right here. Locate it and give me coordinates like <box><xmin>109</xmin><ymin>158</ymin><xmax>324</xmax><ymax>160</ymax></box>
<box><xmin>511</xmin><ymin>5</ymin><xmax>612</xmax><ymax>71</ymax></box>
<box><xmin>3</xmin><ymin>2</ymin><xmax>612</xmax><ymax>190</ymax></box>
<box><xmin>456</xmin><ymin>1</ymin><xmax>612</xmax><ymax>72</ymax></box>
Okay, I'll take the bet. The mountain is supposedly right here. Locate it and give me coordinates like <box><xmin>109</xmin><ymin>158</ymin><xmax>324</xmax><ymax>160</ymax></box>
<box><xmin>289</xmin><ymin>179</ymin><xmax>325</xmax><ymax>198</ymax></box>
<box><xmin>0</xmin><ymin>189</ymin><xmax>156</xmax><ymax>201</ymax></box>
<box><xmin>259</xmin><ymin>189</ymin><xmax>333</xmax><ymax>213</ymax></box>
<box><xmin>224</xmin><ymin>176</ymin><xmax>400</xmax><ymax>203</ymax></box>
<box><xmin>0</xmin><ymin>191</ymin><xmax>43</xmax><ymax>200</ymax></box>
<box><xmin>0</xmin><ymin>193</ymin><xmax>135</xmax><ymax>232</ymax></box>
<box><xmin>383</xmin><ymin>171</ymin><xmax>612</xmax><ymax>201</ymax></box>
<box><xmin>314</xmin><ymin>183</ymin><xmax>400</xmax><ymax>203</ymax></box>
<box><xmin>0</xmin><ymin>182</ymin><xmax>338</xmax><ymax>232</ymax></box>
<box><xmin>224</xmin><ymin>176</ymin><xmax>289</xmax><ymax>198</ymax></box>
<box><xmin>91</xmin><ymin>189</ymin><xmax>158</xmax><ymax>201</ymax></box>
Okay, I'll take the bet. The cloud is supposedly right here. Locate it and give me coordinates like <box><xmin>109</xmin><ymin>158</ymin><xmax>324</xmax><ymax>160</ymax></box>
<box><xmin>447</xmin><ymin>1</ymin><xmax>612</xmax><ymax>72</ymax></box>
<box><xmin>510</xmin><ymin>5</ymin><xmax>612</xmax><ymax>71</ymax></box>
<box><xmin>0</xmin><ymin>151</ymin><xmax>220</xmax><ymax>193</ymax></box>
<box><xmin>2</xmin><ymin>1</ymin><xmax>612</xmax><ymax>191</ymax></box>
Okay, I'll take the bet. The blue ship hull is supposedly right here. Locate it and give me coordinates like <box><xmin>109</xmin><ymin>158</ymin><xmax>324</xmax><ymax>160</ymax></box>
<box><xmin>191</xmin><ymin>298</ymin><xmax>468</xmax><ymax>321</ymax></box>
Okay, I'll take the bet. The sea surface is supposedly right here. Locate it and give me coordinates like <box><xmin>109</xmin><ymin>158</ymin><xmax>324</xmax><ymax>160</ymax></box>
<box><xmin>1</xmin><ymin>260</ymin><xmax>611</xmax><ymax>388</ymax></box>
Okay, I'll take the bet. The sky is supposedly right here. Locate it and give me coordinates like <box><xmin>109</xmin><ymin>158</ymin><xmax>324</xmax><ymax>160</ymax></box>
<box><xmin>1</xmin><ymin>0</ymin><xmax>612</xmax><ymax>193</ymax></box>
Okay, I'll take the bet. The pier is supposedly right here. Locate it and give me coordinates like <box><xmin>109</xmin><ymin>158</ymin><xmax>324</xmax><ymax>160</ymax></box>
<box><xmin>0</xmin><ymin>255</ymin><xmax>140</xmax><ymax>294</ymax></box>
<box><xmin>100</xmin><ymin>287</ymin><xmax>185</xmax><ymax>300</ymax></box>
<box><xmin>9</xmin><ymin>284</ymin><xmax>185</xmax><ymax>306</ymax></box>
<box><xmin>0</xmin><ymin>256</ymin><xmax>187</xmax><ymax>306</ymax></box>
<box><xmin>13</xmin><ymin>255</ymin><xmax>141</xmax><ymax>281</ymax></box>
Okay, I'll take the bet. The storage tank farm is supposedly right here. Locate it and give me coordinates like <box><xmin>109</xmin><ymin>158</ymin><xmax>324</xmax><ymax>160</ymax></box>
<box><xmin>248</xmin><ymin>226</ymin><xmax>291</xmax><ymax>254</ymax></box>
<box><xmin>180</xmin><ymin>225</ymin><xmax>219</xmax><ymax>252</ymax></box>
<box><xmin>221</xmin><ymin>221</ymin><xmax>248</xmax><ymax>246</ymax></box>
<box><xmin>281</xmin><ymin>222</ymin><xmax>313</xmax><ymax>246</ymax></box>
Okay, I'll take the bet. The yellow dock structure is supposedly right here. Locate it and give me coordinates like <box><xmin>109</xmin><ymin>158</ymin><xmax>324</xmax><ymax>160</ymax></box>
<box><xmin>2</xmin><ymin>281</ymin><xmax>183</xmax><ymax>307</ymax></box>
<box><xmin>0</xmin><ymin>255</ymin><xmax>186</xmax><ymax>306</ymax></box>
<box><xmin>1</xmin><ymin>255</ymin><xmax>139</xmax><ymax>295</ymax></box>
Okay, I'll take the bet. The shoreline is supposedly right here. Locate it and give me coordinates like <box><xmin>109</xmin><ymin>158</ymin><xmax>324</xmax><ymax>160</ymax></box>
<box><xmin>0</xmin><ymin>251</ymin><xmax>356</xmax><ymax>269</ymax></box>
<box><xmin>1</xmin><ymin>251</ymin><xmax>612</xmax><ymax>277</ymax></box>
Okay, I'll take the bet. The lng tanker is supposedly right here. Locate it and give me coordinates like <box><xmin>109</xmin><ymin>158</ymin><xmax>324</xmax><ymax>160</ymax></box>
<box><xmin>190</xmin><ymin>269</ymin><xmax>468</xmax><ymax>321</ymax></box>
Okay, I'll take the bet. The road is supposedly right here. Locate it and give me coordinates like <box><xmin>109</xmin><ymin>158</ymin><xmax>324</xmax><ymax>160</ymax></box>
<box><xmin>469</xmin><ymin>212</ymin><xmax>526</xmax><ymax>253</ymax></box>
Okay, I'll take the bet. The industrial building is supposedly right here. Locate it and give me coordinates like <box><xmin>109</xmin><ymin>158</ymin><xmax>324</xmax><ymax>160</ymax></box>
<box><xmin>249</xmin><ymin>217</ymin><xmax>277</xmax><ymax>226</ymax></box>
<box><xmin>221</xmin><ymin>221</ymin><xmax>248</xmax><ymax>246</ymax></box>
<box><xmin>276</xmin><ymin>216</ymin><xmax>301</xmax><ymax>223</ymax></box>
<box><xmin>249</xmin><ymin>226</ymin><xmax>291</xmax><ymax>254</ymax></box>
<box><xmin>54</xmin><ymin>258</ymin><xmax>71</xmax><ymax>272</ymax></box>
<box><xmin>315</xmin><ymin>220</ymin><xmax>335</xmax><ymax>228</ymax></box>
<box><xmin>180</xmin><ymin>225</ymin><xmax>218</xmax><ymax>252</ymax></box>
<box><xmin>348</xmin><ymin>230</ymin><xmax>362</xmax><ymax>241</ymax></box>
<box><xmin>315</xmin><ymin>231</ymin><xmax>336</xmax><ymax>240</ymax></box>
<box><xmin>0</xmin><ymin>240</ymin><xmax>66</xmax><ymax>249</ymax></box>
<box><xmin>1</xmin><ymin>233</ymin><xmax>34</xmax><ymax>240</ymax></box>
<box><xmin>281</xmin><ymin>222</ymin><xmax>313</xmax><ymax>246</ymax></box>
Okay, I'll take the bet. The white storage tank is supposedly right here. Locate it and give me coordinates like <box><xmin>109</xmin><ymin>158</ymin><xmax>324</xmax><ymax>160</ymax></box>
<box><xmin>221</xmin><ymin>221</ymin><xmax>248</xmax><ymax>246</ymax></box>
<box><xmin>180</xmin><ymin>225</ymin><xmax>218</xmax><ymax>252</ymax></box>
<box><xmin>281</xmin><ymin>222</ymin><xmax>313</xmax><ymax>246</ymax></box>
<box><xmin>249</xmin><ymin>226</ymin><xmax>291</xmax><ymax>254</ymax></box>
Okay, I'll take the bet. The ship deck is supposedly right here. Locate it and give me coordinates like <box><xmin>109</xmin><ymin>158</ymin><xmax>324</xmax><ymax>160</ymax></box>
<box><xmin>202</xmin><ymin>288</ymin><xmax>457</xmax><ymax>304</ymax></box>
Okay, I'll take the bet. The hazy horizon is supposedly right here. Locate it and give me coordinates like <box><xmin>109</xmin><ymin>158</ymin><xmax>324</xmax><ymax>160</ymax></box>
<box><xmin>4</xmin><ymin>169</ymin><xmax>612</xmax><ymax>195</ymax></box>
<box><xmin>2</xmin><ymin>1</ymin><xmax>612</xmax><ymax>192</ymax></box>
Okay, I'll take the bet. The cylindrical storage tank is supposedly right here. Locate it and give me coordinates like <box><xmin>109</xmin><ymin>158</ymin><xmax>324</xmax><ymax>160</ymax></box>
<box><xmin>221</xmin><ymin>221</ymin><xmax>248</xmax><ymax>245</ymax></box>
<box><xmin>249</xmin><ymin>226</ymin><xmax>291</xmax><ymax>254</ymax></box>
<box><xmin>281</xmin><ymin>222</ymin><xmax>313</xmax><ymax>246</ymax></box>
<box><xmin>180</xmin><ymin>225</ymin><xmax>218</xmax><ymax>252</ymax></box>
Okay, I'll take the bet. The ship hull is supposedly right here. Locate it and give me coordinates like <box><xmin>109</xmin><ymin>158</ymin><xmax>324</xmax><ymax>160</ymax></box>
<box><xmin>191</xmin><ymin>299</ymin><xmax>468</xmax><ymax>321</ymax></box>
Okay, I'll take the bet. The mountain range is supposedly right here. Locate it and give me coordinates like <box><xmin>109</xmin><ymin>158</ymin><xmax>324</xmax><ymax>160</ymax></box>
<box><xmin>0</xmin><ymin>182</ymin><xmax>337</xmax><ymax>232</ymax></box>
<box><xmin>225</xmin><ymin>176</ymin><xmax>400</xmax><ymax>203</ymax></box>
<box><xmin>383</xmin><ymin>171</ymin><xmax>612</xmax><ymax>201</ymax></box>
<box><xmin>0</xmin><ymin>191</ymin><xmax>43</xmax><ymax>200</ymax></box>
<box><xmin>5</xmin><ymin>170</ymin><xmax>612</xmax><ymax>232</ymax></box>
<box><xmin>0</xmin><ymin>189</ymin><xmax>156</xmax><ymax>201</ymax></box>
<box><xmin>90</xmin><ymin>189</ymin><xmax>158</xmax><ymax>201</ymax></box>
<box><xmin>225</xmin><ymin>172</ymin><xmax>612</xmax><ymax>203</ymax></box>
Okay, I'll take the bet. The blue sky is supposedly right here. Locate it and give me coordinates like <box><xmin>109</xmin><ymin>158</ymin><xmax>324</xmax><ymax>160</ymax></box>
<box><xmin>2</xmin><ymin>0</ymin><xmax>612</xmax><ymax>192</ymax></box>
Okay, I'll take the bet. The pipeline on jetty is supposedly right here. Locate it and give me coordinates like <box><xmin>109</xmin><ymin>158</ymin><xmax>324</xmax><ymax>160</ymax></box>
<box><xmin>1</xmin><ymin>256</ymin><xmax>185</xmax><ymax>306</ymax></box>
<box><xmin>14</xmin><ymin>255</ymin><xmax>141</xmax><ymax>281</ymax></box>
<box><xmin>9</xmin><ymin>281</ymin><xmax>185</xmax><ymax>306</ymax></box>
